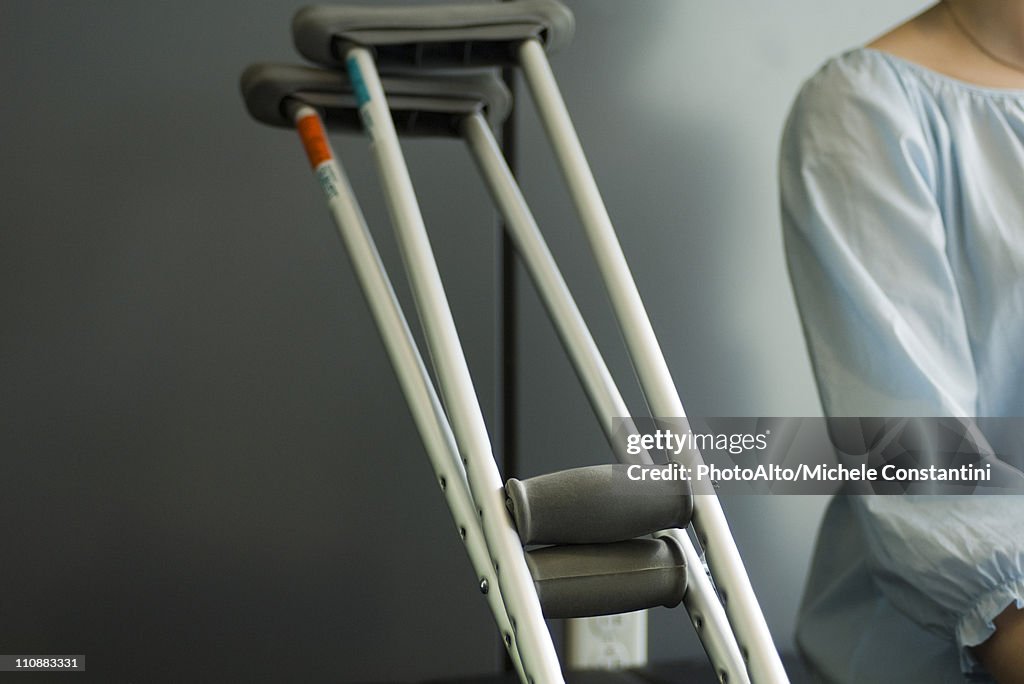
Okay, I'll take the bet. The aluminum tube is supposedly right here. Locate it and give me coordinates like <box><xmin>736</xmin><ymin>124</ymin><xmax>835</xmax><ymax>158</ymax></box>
<box><xmin>462</xmin><ymin>112</ymin><xmax>652</xmax><ymax>467</ymax></box>
<box><xmin>517</xmin><ymin>38</ymin><xmax>788</xmax><ymax>684</ymax></box>
<box><xmin>663</xmin><ymin>529</ymin><xmax>751</xmax><ymax>684</ymax></box>
<box><xmin>344</xmin><ymin>47</ymin><xmax>563</xmax><ymax>683</ymax></box>
<box><xmin>289</xmin><ymin>103</ymin><xmax>526</xmax><ymax>680</ymax></box>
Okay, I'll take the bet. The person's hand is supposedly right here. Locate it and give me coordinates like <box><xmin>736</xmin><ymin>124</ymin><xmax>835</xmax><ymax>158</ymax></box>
<box><xmin>974</xmin><ymin>604</ymin><xmax>1024</xmax><ymax>683</ymax></box>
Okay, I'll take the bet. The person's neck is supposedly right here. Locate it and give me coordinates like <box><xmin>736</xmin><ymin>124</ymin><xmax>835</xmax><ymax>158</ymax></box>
<box><xmin>945</xmin><ymin>0</ymin><xmax>1024</xmax><ymax>69</ymax></box>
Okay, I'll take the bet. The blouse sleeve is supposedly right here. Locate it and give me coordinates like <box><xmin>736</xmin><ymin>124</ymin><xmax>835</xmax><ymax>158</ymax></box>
<box><xmin>780</xmin><ymin>57</ymin><xmax>1024</xmax><ymax>674</ymax></box>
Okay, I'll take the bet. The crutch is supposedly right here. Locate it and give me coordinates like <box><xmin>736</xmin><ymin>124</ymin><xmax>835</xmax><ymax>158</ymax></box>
<box><xmin>241</xmin><ymin>65</ymin><xmax>694</xmax><ymax>683</ymax></box>
<box><xmin>286</xmin><ymin>50</ymin><xmax>745</xmax><ymax>681</ymax></box>
<box><xmin>461</xmin><ymin>109</ymin><xmax>748</xmax><ymax>684</ymax></box>
<box><xmin>240</xmin><ymin>65</ymin><xmax>532</xmax><ymax>680</ymax></box>
<box><xmin>290</xmin><ymin>3</ymin><xmax>788</xmax><ymax>683</ymax></box>
<box><xmin>239</xmin><ymin>64</ymin><xmax>733</xmax><ymax>682</ymax></box>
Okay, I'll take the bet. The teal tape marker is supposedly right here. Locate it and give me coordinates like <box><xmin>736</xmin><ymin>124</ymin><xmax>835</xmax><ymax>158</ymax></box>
<box><xmin>345</xmin><ymin>55</ymin><xmax>370</xmax><ymax>107</ymax></box>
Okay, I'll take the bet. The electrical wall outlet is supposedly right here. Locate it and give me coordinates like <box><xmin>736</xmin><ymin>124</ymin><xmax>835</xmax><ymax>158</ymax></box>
<box><xmin>565</xmin><ymin>610</ymin><xmax>647</xmax><ymax>670</ymax></box>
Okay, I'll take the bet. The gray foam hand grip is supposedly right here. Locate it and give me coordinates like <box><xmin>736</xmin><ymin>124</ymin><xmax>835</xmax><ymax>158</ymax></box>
<box><xmin>526</xmin><ymin>537</ymin><xmax>687</xmax><ymax>618</ymax></box>
<box><xmin>505</xmin><ymin>464</ymin><xmax>692</xmax><ymax>545</ymax></box>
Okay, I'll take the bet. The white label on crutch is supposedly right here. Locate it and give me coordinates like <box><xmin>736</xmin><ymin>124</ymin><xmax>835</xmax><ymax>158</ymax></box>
<box><xmin>314</xmin><ymin>163</ymin><xmax>340</xmax><ymax>201</ymax></box>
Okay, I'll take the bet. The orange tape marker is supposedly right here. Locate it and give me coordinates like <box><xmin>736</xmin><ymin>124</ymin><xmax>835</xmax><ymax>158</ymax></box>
<box><xmin>296</xmin><ymin>114</ymin><xmax>332</xmax><ymax>169</ymax></box>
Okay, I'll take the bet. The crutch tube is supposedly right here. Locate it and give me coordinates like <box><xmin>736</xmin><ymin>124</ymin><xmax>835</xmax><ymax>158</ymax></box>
<box><xmin>663</xmin><ymin>528</ymin><xmax>753</xmax><ymax>684</ymax></box>
<box><xmin>285</xmin><ymin>103</ymin><xmax>527</xmax><ymax>680</ymax></box>
<box><xmin>463</xmin><ymin>110</ymin><xmax>749</xmax><ymax>684</ymax></box>
<box><xmin>343</xmin><ymin>46</ymin><xmax>563</xmax><ymax>683</ymax></box>
<box><xmin>517</xmin><ymin>37</ymin><xmax>788</xmax><ymax>684</ymax></box>
<box><xmin>461</xmin><ymin>113</ymin><xmax>652</xmax><ymax>467</ymax></box>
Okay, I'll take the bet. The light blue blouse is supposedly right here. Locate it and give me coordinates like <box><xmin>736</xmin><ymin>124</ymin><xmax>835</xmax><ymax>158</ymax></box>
<box><xmin>780</xmin><ymin>48</ymin><xmax>1024</xmax><ymax>682</ymax></box>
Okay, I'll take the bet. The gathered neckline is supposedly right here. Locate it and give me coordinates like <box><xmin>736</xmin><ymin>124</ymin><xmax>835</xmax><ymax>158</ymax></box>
<box><xmin>856</xmin><ymin>46</ymin><xmax>1024</xmax><ymax>99</ymax></box>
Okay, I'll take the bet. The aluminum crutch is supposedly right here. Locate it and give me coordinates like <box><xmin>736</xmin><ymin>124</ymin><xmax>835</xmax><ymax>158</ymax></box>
<box><xmin>242</xmin><ymin>61</ymin><xmax>696</xmax><ymax>683</ymax></box>
<box><xmin>239</xmin><ymin>64</ymin><xmax>530</xmax><ymax>680</ymax></box>
<box><xmin>341</xmin><ymin>46</ymin><xmax>564</xmax><ymax>683</ymax></box>
<box><xmin>290</xmin><ymin>3</ymin><xmax>785</xmax><ymax>681</ymax></box>
<box><xmin>513</xmin><ymin>36</ymin><xmax>789</xmax><ymax>684</ymax></box>
<box><xmin>460</xmin><ymin>112</ymin><xmax>749</xmax><ymax>684</ymax></box>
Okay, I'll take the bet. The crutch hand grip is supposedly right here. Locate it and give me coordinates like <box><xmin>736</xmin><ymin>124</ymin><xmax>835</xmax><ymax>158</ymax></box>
<box><xmin>506</xmin><ymin>464</ymin><xmax>692</xmax><ymax>545</ymax></box>
<box><xmin>526</xmin><ymin>537</ymin><xmax>687</xmax><ymax>618</ymax></box>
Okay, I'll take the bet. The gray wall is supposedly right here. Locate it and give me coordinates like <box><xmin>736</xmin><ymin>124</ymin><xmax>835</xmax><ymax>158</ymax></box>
<box><xmin>0</xmin><ymin>1</ymin><xmax>923</xmax><ymax>682</ymax></box>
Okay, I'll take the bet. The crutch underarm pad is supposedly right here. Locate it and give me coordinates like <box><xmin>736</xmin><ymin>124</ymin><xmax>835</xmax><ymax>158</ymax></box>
<box><xmin>240</xmin><ymin>63</ymin><xmax>511</xmax><ymax>134</ymax></box>
<box><xmin>292</xmin><ymin>0</ymin><xmax>574</xmax><ymax>68</ymax></box>
<box><xmin>505</xmin><ymin>464</ymin><xmax>692</xmax><ymax>545</ymax></box>
<box><xmin>527</xmin><ymin>537</ymin><xmax>687</xmax><ymax>618</ymax></box>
